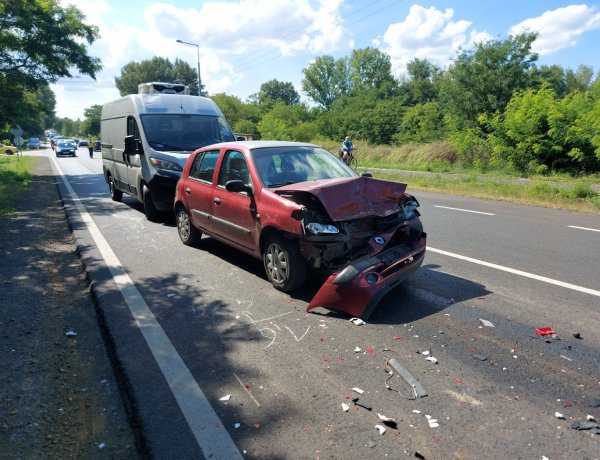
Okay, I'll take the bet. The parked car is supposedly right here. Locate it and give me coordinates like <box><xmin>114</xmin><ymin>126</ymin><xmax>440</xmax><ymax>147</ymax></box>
<box><xmin>0</xmin><ymin>143</ymin><xmax>16</xmax><ymax>155</ymax></box>
<box><xmin>27</xmin><ymin>137</ymin><xmax>40</xmax><ymax>149</ymax></box>
<box><xmin>55</xmin><ymin>140</ymin><xmax>77</xmax><ymax>157</ymax></box>
<box><xmin>174</xmin><ymin>141</ymin><xmax>426</xmax><ymax>319</ymax></box>
<box><xmin>78</xmin><ymin>140</ymin><xmax>89</xmax><ymax>147</ymax></box>
<box><xmin>93</xmin><ymin>140</ymin><xmax>101</xmax><ymax>152</ymax></box>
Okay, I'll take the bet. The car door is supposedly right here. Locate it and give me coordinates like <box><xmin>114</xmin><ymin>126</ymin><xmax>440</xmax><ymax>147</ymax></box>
<box><xmin>183</xmin><ymin>149</ymin><xmax>220</xmax><ymax>232</ymax></box>
<box><xmin>210</xmin><ymin>149</ymin><xmax>257</xmax><ymax>250</ymax></box>
<box><xmin>124</xmin><ymin>116</ymin><xmax>143</xmax><ymax>196</ymax></box>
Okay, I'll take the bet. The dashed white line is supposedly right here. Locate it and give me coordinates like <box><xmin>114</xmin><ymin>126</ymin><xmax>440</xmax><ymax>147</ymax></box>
<box><xmin>568</xmin><ymin>225</ymin><xmax>600</xmax><ymax>233</ymax></box>
<box><xmin>49</xmin><ymin>155</ymin><xmax>242</xmax><ymax>459</ymax></box>
<box><xmin>434</xmin><ymin>205</ymin><xmax>495</xmax><ymax>215</ymax></box>
<box><xmin>428</xmin><ymin>247</ymin><xmax>600</xmax><ymax>298</ymax></box>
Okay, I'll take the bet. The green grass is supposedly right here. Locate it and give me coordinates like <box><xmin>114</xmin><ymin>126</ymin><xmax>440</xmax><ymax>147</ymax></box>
<box><xmin>0</xmin><ymin>155</ymin><xmax>35</xmax><ymax>215</ymax></box>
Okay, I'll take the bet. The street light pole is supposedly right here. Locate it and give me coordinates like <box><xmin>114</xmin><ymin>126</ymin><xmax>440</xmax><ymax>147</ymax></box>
<box><xmin>176</xmin><ymin>39</ymin><xmax>202</xmax><ymax>95</ymax></box>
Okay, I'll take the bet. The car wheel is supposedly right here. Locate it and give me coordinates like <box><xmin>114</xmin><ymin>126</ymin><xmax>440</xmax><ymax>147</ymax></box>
<box><xmin>263</xmin><ymin>235</ymin><xmax>306</xmax><ymax>292</ymax></box>
<box><xmin>142</xmin><ymin>184</ymin><xmax>159</xmax><ymax>221</ymax></box>
<box><xmin>108</xmin><ymin>175</ymin><xmax>122</xmax><ymax>202</ymax></box>
<box><xmin>176</xmin><ymin>206</ymin><xmax>201</xmax><ymax>246</ymax></box>
<box><xmin>7</xmin><ymin>150</ymin><xmax>14</xmax><ymax>155</ymax></box>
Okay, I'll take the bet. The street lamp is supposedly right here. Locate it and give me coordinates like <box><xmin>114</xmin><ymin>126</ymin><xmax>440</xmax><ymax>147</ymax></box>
<box><xmin>176</xmin><ymin>39</ymin><xmax>202</xmax><ymax>95</ymax></box>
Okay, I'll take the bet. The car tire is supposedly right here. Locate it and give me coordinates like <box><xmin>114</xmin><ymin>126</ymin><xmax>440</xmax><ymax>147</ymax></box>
<box><xmin>263</xmin><ymin>235</ymin><xmax>306</xmax><ymax>292</ymax></box>
<box><xmin>108</xmin><ymin>175</ymin><xmax>122</xmax><ymax>202</ymax></box>
<box><xmin>142</xmin><ymin>184</ymin><xmax>159</xmax><ymax>222</ymax></box>
<box><xmin>176</xmin><ymin>205</ymin><xmax>201</xmax><ymax>246</ymax></box>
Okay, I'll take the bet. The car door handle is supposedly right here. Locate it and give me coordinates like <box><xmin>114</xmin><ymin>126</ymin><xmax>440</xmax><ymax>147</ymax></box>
<box><xmin>185</xmin><ymin>187</ymin><xmax>191</xmax><ymax>194</ymax></box>
<box><xmin>213</xmin><ymin>197</ymin><xmax>221</xmax><ymax>204</ymax></box>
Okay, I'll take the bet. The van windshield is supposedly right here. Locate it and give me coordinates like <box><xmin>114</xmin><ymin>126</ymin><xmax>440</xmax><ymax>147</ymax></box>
<box><xmin>140</xmin><ymin>114</ymin><xmax>235</xmax><ymax>152</ymax></box>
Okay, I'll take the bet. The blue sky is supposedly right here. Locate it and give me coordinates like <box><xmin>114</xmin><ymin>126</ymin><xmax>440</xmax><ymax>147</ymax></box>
<box><xmin>54</xmin><ymin>0</ymin><xmax>600</xmax><ymax>119</ymax></box>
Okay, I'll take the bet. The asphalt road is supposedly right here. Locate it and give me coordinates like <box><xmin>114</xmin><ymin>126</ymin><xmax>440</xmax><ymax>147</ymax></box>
<box><xmin>36</xmin><ymin>148</ymin><xmax>600</xmax><ymax>459</ymax></box>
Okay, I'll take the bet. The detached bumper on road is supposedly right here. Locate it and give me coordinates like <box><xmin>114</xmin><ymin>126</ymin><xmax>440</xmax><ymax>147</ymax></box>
<box><xmin>307</xmin><ymin>235</ymin><xmax>426</xmax><ymax>320</ymax></box>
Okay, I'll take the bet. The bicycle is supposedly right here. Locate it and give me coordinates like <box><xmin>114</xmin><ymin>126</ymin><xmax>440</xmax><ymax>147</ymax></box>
<box><xmin>339</xmin><ymin>148</ymin><xmax>358</xmax><ymax>170</ymax></box>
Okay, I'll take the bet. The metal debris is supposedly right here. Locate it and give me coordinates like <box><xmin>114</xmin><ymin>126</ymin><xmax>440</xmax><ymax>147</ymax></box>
<box><xmin>386</xmin><ymin>357</ymin><xmax>428</xmax><ymax>399</ymax></box>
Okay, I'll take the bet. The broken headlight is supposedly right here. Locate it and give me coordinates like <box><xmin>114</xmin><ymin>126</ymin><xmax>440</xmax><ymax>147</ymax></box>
<box><xmin>399</xmin><ymin>197</ymin><xmax>420</xmax><ymax>220</ymax></box>
<box><xmin>306</xmin><ymin>223</ymin><xmax>339</xmax><ymax>235</ymax></box>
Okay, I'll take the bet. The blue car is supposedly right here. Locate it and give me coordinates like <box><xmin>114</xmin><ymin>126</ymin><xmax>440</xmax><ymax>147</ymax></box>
<box><xmin>27</xmin><ymin>137</ymin><xmax>40</xmax><ymax>149</ymax></box>
<box><xmin>55</xmin><ymin>140</ymin><xmax>77</xmax><ymax>157</ymax></box>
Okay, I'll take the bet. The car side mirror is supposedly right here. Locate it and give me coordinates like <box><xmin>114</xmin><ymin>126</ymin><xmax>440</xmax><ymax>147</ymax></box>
<box><xmin>225</xmin><ymin>180</ymin><xmax>253</xmax><ymax>196</ymax></box>
<box><xmin>361</xmin><ymin>172</ymin><xmax>372</xmax><ymax>177</ymax></box>
<box><xmin>236</xmin><ymin>136</ymin><xmax>246</xmax><ymax>141</ymax></box>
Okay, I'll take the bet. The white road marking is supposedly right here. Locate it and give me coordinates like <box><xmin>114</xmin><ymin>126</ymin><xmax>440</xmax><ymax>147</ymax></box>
<box><xmin>49</xmin><ymin>156</ymin><xmax>242</xmax><ymax>459</ymax></box>
<box><xmin>428</xmin><ymin>247</ymin><xmax>600</xmax><ymax>298</ymax></box>
<box><xmin>568</xmin><ymin>225</ymin><xmax>600</xmax><ymax>233</ymax></box>
<box><xmin>434</xmin><ymin>205</ymin><xmax>495</xmax><ymax>215</ymax></box>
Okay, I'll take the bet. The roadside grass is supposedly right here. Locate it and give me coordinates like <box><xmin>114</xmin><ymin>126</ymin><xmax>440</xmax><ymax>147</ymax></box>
<box><xmin>317</xmin><ymin>139</ymin><xmax>600</xmax><ymax>214</ymax></box>
<box><xmin>0</xmin><ymin>155</ymin><xmax>36</xmax><ymax>215</ymax></box>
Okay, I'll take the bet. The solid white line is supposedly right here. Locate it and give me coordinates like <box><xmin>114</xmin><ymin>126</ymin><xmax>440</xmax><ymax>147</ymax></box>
<box><xmin>428</xmin><ymin>247</ymin><xmax>600</xmax><ymax>297</ymax></box>
<box><xmin>49</xmin><ymin>156</ymin><xmax>242</xmax><ymax>459</ymax></box>
<box><xmin>434</xmin><ymin>205</ymin><xmax>495</xmax><ymax>215</ymax></box>
<box><xmin>568</xmin><ymin>225</ymin><xmax>600</xmax><ymax>233</ymax></box>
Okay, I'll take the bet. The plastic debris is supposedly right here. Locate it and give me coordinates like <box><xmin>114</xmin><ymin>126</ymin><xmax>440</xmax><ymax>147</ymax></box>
<box><xmin>350</xmin><ymin>317</ymin><xmax>366</xmax><ymax>326</ymax></box>
<box><xmin>219</xmin><ymin>394</ymin><xmax>231</xmax><ymax>402</ymax></box>
<box><xmin>573</xmin><ymin>332</ymin><xmax>582</xmax><ymax>339</ymax></box>
<box><xmin>65</xmin><ymin>330</ymin><xmax>77</xmax><ymax>337</ymax></box>
<box><xmin>375</xmin><ymin>424</ymin><xmax>386</xmax><ymax>435</ymax></box>
<box><xmin>234</xmin><ymin>423</ymin><xmax>241</xmax><ymax>429</ymax></box>
<box><xmin>555</xmin><ymin>412</ymin><xmax>565</xmax><ymax>419</ymax></box>
<box><xmin>425</xmin><ymin>414</ymin><xmax>439</xmax><ymax>428</ymax></box>
<box><xmin>354</xmin><ymin>346</ymin><xmax>362</xmax><ymax>353</ymax></box>
<box><xmin>342</xmin><ymin>403</ymin><xmax>350</xmax><ymax>412</ymax></box>
<box><xmin>385</xmin><ymin>357</ymin><xmax>428</xmax><ymax>399</ymax></box>
<box><xmin>167</xmin><ymin>293</ymin><xmax>176</xmax><ymax>298</ymax></box>
<box><xmin>535</xmin><ymin>326</ymin><xmax>555</xmax><ymax>337</ymax></box>
<box><xmin>412</xmin><ymin>410</ymin><xmax>421</xmax><ymax>414</ymax></box>
<box><xmin>352</xmin><ymin>387</ymin><xmax>365</xmax><ymax>395</ymax></box>
<box><xmin>587</xmin><ymin>414</ymin><xmax>596</xmax><ymax>422</ymax></box>
<box><xmin>420</xmin><ymin>350</ymin><xmax>430</xmax><ymax>356</ymax></box>
<box><xmin>425</xmin><ymin>356</ymin><xmax>438</xmax><ymax>364</ymax></box>
<box><xmin>352</xmin><ymin>398</ymin><xmax>372</xmax><ymax>411</ymax></box>
<box><xmin>559</xmin><ymin>355</ymin><xmax>573</xmax><ymax>362</ymax></box>
<box><xmin>377</xmin><ymin>413</ymin><xmax>398</xmax><ymax>428</ymax></box>
<box><xmin>571</xmin><ymin>421</ymin><xmax>600</xmax><ymax>430</ymax></box>
<box><xmin>472</xmin><ymin>353</ymin><xmax>488</xmax><ymax>361</ymax></box>
<box><xmin>479</xmin><ymin>319</ymin><xmax>495</xmax><ymax>328</ymax></box>
<box><xmin>98</xmin><ymin>442</ymin><xmax>105</xmax><ymax>449</ymax></box>
<box><xmin>589</xmin><ymin>397</ymin><xmax>600</xmax><ymax>408</ymax></box>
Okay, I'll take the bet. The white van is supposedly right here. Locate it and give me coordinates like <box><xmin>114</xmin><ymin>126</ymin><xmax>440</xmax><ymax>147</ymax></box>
<box><xmin>101</xmin><ymin>82</ymin><xmax>236</xmax><ymax>220</ymax></box>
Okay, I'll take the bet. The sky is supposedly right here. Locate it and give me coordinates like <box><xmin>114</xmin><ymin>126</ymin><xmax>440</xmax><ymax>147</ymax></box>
<box><xmin>52</xmin><ymin>0</ymin><xmax>600</xmax><ymax>120</ymax></box>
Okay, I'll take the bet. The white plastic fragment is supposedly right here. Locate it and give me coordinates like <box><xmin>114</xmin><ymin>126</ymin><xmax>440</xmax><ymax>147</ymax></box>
<box><xmin>65</xmin><ymin>330</ymin><xmax>77</xmax><ymax>337</ymax></box>
<box><xmin>350</xmin><ymin>318</ymin><xmax>365</xmax><ymax>326</ymax></box>
<box><xmin>167</xmin><ymin>293</ymin><xmax>176</xmax><ymax>298</ymax></box>
<box><xmin>421</xmin><ymin>350</ymin><xmax>430</xmax><ymax>356</ymax></box>
<box><xmin>375</xmin><ymin>424</ymin><xmax>386</xmax><ymax>435</ymax></box>
<box><xmin>354</xmin><ymin>346</ymin><xmax>362</xmax><ymax>353</ymax></box>
<box><xmin>377</xmin><ymin>413</ymin><xmax>396</xmax><ymax>422</ymax></box>
<box><xmin>219</xmin><ymin>394</ymin><xmax>231</xmax><ymax>402</ymax></box>
<box><xmin>342</xmin><ymin>403</ymin><xmax>350</xmax><ymax>412</ymax></box>
<box><xmin>479</xmin><ymin>318</ymin><xmax>495</xmax><ymax>328</ymax></box>
<box><xmin>352</xmin><ymin>387</ymin><xmax>365</xmax><ymax>395</ymax></box>
<box><xmin>555</xmin><ymin>412</ymin><xmax>565</xmax><ymax>419</ymax></box>
<box><xmin>587</xmin><ymin>414</ymin><xmax>596</xmax><ymax>422</ymax></box>
<box><xmin>425</xmin><ymin>356</ymin><xmax>438</xmax><ymax>364</ymax></box>
<box><xmin>234</xmin><ymin>423</ymin><xmax>241</xmax><ymax>429</ymax></box>
<box><xmin>412</xmin><ymin>410</ymin><xmax>421</xmax><ymax>414</ymax></box>
<box><xmin>425</xmin><ymin>414</ymin><xmax>439</xmax><ymax>428</ymax></box>
<box><xmin>98</xmin><ymin>442</ymin><xmax>105</xmax><ymax>449</ymax></box>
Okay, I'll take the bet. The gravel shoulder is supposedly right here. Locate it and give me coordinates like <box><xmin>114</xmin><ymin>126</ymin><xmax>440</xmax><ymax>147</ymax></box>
<box><xmin>0</xmin><ymin>156</ymin><xmax>139</xmax><ymax>458</ymax></box>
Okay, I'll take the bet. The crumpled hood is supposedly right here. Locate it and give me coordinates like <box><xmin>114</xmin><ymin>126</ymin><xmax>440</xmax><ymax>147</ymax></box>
<box><xmin>274</xmin><ymin>176</ymin><xmax>407</xmax><ymax>221</ymax></box>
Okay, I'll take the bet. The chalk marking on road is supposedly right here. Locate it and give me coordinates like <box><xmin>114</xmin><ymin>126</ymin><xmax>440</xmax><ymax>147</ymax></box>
<box><xmin>49</xmin><ymin>155</ymin><xmax>242</xmax><ymax>459</ymax></box>
<box><xmin>434</xmin><ymin>205</ymin><xmax>495</xmax><ymax>216</ymax></box>
<box><xmin>428</xmin><ymin>247</ymin><xmax>600</xmax><ymax>298</ymax></box>
<box><xmin>568</xmin><ymin>225</ymin><xmax>600</xmax><ymax>233</ymax></box>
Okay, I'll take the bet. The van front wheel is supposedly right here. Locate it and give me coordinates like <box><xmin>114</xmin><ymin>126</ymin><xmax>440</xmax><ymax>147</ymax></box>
<box><xmin>108</xmin><ymin>175</ymin><xmax>122</xmax><ymax>202</ymax></box>
<box><xmin>142</xmin><ymin>185</ymin><xmax>159</xmax><ymax>221</ymax></box>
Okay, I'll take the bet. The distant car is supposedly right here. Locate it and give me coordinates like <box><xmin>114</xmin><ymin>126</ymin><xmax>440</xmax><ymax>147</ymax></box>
<box><xmin>0</xmin><ymin>143</ymin><xmax>16</xmax><ymax>155</ymax></box>
<box><xmin>78</xmin><ymin>140</ymin><xmax>89</xmax><ymax>147</ymax></box>
<box><xmin>93</xmin><ymin>140</ymin><xmax>101</xmax><ymax>152</ymax></box>
<box><xmin>174</xmin><ymin>141</ymin><xmax>426</xmax><ymax>319</ymax></box>
<box><xmin>55</xmin><ymin>140</ymin><xmax>77</xmax><ymax>157</ymax></box>
<box><xmin>27</xmin><ymin>137</ymin><xmax>40</xmax><ymax>149</ymax></box>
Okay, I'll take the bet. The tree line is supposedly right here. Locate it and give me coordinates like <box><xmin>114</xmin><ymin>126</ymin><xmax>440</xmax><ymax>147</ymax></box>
<box><xmin>2</xmin><ymin>1</ymin><xmax>598</xmax><ymax>175</ymax></box>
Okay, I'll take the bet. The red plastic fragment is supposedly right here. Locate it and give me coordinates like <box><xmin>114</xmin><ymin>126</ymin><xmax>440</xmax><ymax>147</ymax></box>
<box><xmin>365</xmin><ymin>345</ymin><xmax>376</xmax><ymax>356</ymax></box>
<box><xmin>535</xmin><ymin>326</ymin><xmax>556</xmax><ymax>336</ymax></box>
<box><xmin>453</xmin><ymin>377</ymin><xmax>462</xmax><ymax>384</ymax></box>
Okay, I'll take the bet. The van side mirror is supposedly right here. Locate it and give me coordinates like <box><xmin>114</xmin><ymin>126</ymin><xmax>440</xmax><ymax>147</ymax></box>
<box><xmin>124</xmin><ymin>135</ymin><xmax>135</xmax><ymax>155</ymax></box>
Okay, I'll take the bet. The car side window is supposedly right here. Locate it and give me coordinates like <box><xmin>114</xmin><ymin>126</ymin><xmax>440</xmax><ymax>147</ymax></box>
<box><xmin>189</xmin><ymin>150</ymin><xmax>219</xmax><ymax>182</ymax></box>
<box><xmin>217</xmin><ymin>150</ymin><xmax>250</xmax><ymax>187</ymax></box>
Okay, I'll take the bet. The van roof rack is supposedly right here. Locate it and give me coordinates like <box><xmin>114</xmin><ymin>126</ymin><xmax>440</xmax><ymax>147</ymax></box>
<box><xmin>138</xmin><ymin>82</ymin><xmax>190</xmax><ymax>95</ymax></box>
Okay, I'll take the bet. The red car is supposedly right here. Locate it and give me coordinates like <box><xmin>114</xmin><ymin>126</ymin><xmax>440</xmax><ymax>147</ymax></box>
<box><xmin>174</xmin><ymin>141</ymin><xmax>426</xmax><ymax>319</ymax></box>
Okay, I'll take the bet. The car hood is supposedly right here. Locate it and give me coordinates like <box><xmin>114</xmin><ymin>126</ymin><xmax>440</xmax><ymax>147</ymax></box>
<box><xmin>274</xmin><ymin>176</ymin><xmax>407</xmax><ymax>221</ymax></box>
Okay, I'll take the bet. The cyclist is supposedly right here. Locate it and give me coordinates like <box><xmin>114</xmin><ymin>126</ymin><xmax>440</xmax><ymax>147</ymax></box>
<box><xmin>340</xmin><ymin>136</ymin><xmax>355</xmax><ymax>164</ymax></box>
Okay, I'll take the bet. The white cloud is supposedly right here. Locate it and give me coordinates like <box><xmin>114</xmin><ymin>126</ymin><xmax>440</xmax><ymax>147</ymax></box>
<box><xmin>509</xmin><ymin>4</ymin><xmax>600</xmax><ymax>55</ymax></box>
<box><xmin>381</xmin><ymin>4</ymin><xmax>491</xmax><ymax>77</ymax></box>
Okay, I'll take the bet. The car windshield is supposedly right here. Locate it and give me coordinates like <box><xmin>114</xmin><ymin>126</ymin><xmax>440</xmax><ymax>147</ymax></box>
<box><xmin>57</xmin><ymin>141</ymin><xmax>74</xmax><ymax>147</ymax></box>
<box><xmin>140</xmin><ymin>114</ymin><xmax>235</xmax><ymax>152</ymax></box>
<box><xmin>251</xmin><ymin>146</ymin><xmax>357</xmax><ymax>187</ymax></box>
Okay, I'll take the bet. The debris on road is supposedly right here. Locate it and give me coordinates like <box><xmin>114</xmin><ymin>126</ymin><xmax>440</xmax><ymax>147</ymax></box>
<box><xmin>385</xmin><ymin>357</ymin><xmax>428</xmax><ymax>399</ymax></box>
<box><xmin>377</xmin><ymin>413</ymin><xmax>398</xmax><ymax>429</ymax></box>
<box><xmin>535</xmin><ymin>326</ymin><xmax>555</xmax><ymax>337</ymax></box>
<box><xmin>555</xmin><ymin>412</ymin><xmax>565</xmax><ymax>419</ymax></box>
<box><xmin>352</xmin><ymin>398</ymin><xmax>372</xmax><ymax>411</ymax></box>
<box><xmin>571</xmin><ymin>421</ymin><xmax>600</xmax><ymax>430</ymax></box>
<box><xmin>219</xmin><ymin>394</ymin><xmax>231</xmax><ymax>402</ymax></box>
<box><xmin>350</xmin><ymin>318</ymin><xmax>366</xmax><ymax>326</ymax></box>
<box><xmin>342</xmin><ymin>403</ymin><xmax>350</xmax><ymax>412</ymax></box>
<box><xmin>589</xmin><ymin>397</ymin><xmax>600</xmax><ymax>408</ymax></box>
<box><xmin>354</xmin><ymin>346</ymin><xmax>362</xmax><ymax>353</ymax></box>
<box><xmin>573</xmin><ymin>332</ymin><xmax>582</xmax><ymax>339</ymax></box>
<box><xmin>559</xmin><ymin>355</ymin><xmax>573</xmax><ymax>362</ymax></box>
<box><xmin>472</xmin><ymin>353</ymin><xmax>488</xmax><ymax>361</ymax></box>
<box><xmin>352</xmin><ymin>387</ymin><xmax>365</xmax><ymax>395</ymax></box>
<box><xmin>479</xmin><ymin>319</ymin><xmax>495</xmax><ymax>328</ymax></box>
<box><xmin>425</xmin><ymin>414</ymin><xmax>439</xmax><ymax>428</ymax></box>
<box><xmin>65</xmin><ymin>330</ymin><xmax>77</xmax><ymax>337</ymax></box>
<box><xmin>375</xmin><ymin>424</ymin><xmax>386</xmax><ymax>435</ymax></box>
<box><xmin>234</xmin><ymin>423</ymin><xmax>241</xmax><ymax>429</ymax></box>
<box><xmin>425</xmin><ymin>356</ymin><xmax>438</xmax><ymax>364</ymax></box>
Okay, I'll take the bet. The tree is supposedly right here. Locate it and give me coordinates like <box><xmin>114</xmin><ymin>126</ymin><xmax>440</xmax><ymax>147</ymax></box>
<box><xmin>81</xmin><ymin>104</ymin><xmax>102</xmax><ymax>137</ymax></box>
<box><xmin>402</xmin><ymin>58</ymin><xmax>441</xmax><ymax>105</ymax></box>
<box><xmin>115</xmin><ymin>57</ymin><xmax>201</xmax><ymax>96</ymax></box>
<box><xmin>0</xmin><ymin>0</ymin><xmax>100</xmax><ymax>130</ymax></box>
<box><xmin>302</xmin><ymin>55</ymin><xmax>350</xmax><ymax>109</ymax></box>
<box><xmin>257</xmin><ymin>102</ymin><xmax>318</xmax><ymax>142</ymax></box>
<box><xmin>348</xmin><ymin>47</ymin><xmax>396</xmax><ymax>94</ymax></box>
<box><xmin>439</xmin><ymin>33</ymin><xmax>538</xmax><ymax>126</ymax></box>
<box><xmin>257</xmin><ymin>80</ymin><xmax>300</xmax><ymax>107</ymax></box>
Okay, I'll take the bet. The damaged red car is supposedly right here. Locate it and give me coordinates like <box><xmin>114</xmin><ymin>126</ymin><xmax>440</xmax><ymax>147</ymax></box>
<box><xmin>174</xmin><ymin>141</ymin><xmax>426</xmax><ymax>319</ymax></box>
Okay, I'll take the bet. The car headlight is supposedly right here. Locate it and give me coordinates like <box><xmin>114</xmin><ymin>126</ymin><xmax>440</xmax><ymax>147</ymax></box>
<box><xmin>150</xmin><ymin>158</ymin><xmax>182</xmax><ymax>171</ymax></box>
<box><xmin>399</xmin><ymin>197</ymin><xmax>420</xmax><ymax>220</ymax></box>
<box><xmin>306</xmin><ymin>223</ymin><xmax>339</xmax><ymax>235</ymax></box>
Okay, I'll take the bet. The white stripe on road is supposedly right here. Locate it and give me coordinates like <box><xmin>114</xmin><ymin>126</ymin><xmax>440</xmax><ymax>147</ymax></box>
<box><xmin>434</xmin><ymin>205</ymin><xmax>495</xmax><ymax>215</ymax></box>
<box><xmin>49</xmin><ymin>156</ymin><xmax>242</xmax><ymax>459</ymax></box>
<box><xmin>428</xmin><ymin>247</ymin><xmax>600</xmax><ymax>297</ymax></box>
<box><xmin>568</xmin><ymin>225</ymin><xmax>600</xmax><ymax>233</ymax></box>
